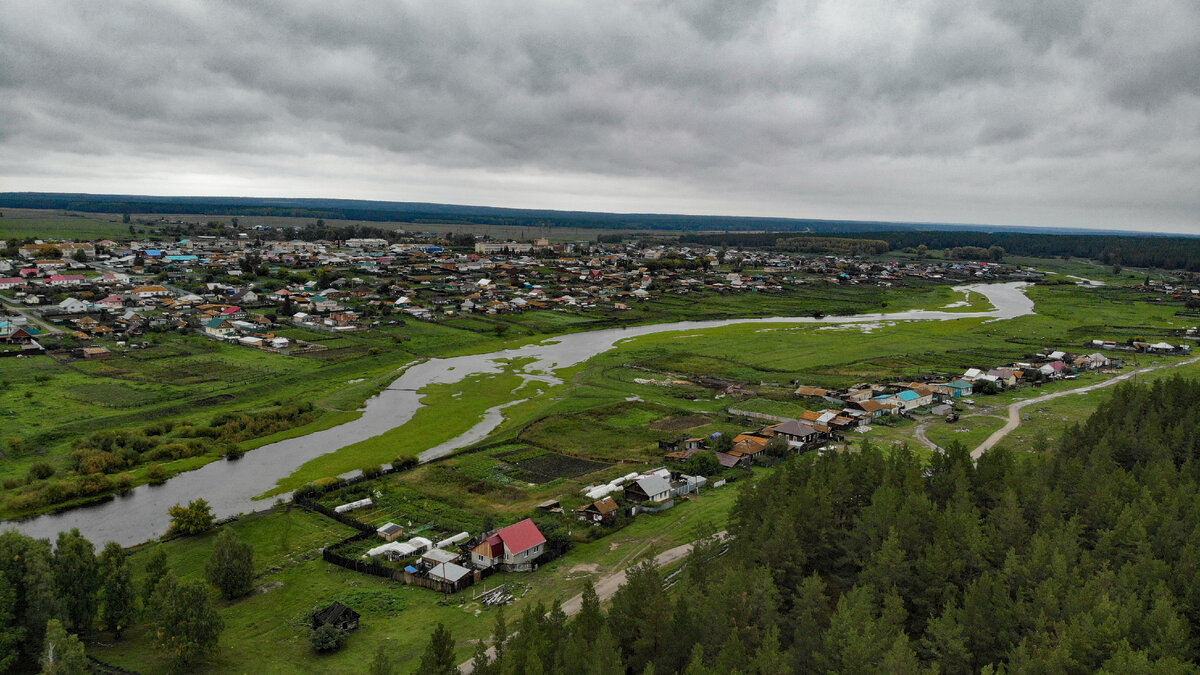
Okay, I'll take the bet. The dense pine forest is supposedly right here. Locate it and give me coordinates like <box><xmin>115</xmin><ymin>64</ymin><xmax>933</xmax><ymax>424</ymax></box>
<box><xmin>452</xmin><ymin>377</ymin><xmax>1200</xmax><ymax>674</ymax></box>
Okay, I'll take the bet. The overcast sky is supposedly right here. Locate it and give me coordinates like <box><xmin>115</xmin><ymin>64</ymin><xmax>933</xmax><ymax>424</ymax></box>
<box><xmin>2</xmin><ymin>1</ymin><xmax>1198</xmax><ymax>234</ymax></box>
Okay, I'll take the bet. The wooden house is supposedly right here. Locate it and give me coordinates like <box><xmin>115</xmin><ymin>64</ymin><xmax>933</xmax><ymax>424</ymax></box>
<box><xmin>576</xmin><ymin>497</ymin><xmax>619</xmax><ymax>524</ymax></box>
<box><xmin>312</xmin><ymin>601</ymin><xmax>360</xmax><ymax>631</ymax></box>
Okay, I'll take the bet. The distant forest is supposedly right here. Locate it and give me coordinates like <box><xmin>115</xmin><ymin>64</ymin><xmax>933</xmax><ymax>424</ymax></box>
<box><xmin>456</xmin><ymin>377</ymin><xmax>1200</xmax><ymax>674</ymax></box>
<box><xmin>6</xmin><ymin>192</ymin><xmax>1198</xmax><ymax>270</ymax></box>
<box><xmin>0</xmin><ymin>192</ymin><xmax>1166</xmax><ymax>237</ymax></box>
<box><xmin>683</xmin><ymin>231</ymin><xmax>1200</xmax><ymax>272</ymax></box>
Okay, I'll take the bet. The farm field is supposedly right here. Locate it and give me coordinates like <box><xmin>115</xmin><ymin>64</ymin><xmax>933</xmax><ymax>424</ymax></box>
<box><xmin>0</xmin><ymin>209</ymin><xmax>141</xmax><ymax>241</ymax></box>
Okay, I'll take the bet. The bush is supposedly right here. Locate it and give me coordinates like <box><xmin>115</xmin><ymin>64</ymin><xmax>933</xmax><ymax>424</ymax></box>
<box><xmin>146</xmin><ymin>464</ymin><xmax>168</xmax><ymax>484</ymax></box>
<box><xmin>391</xmin><ymin>456</ymin><xmax>418</xmax><ymax>471</ymax></box>
<box><xmin>310</xmin><ymin>623</ymin><xmax>347</xmax><ymax>652</ymax></box>
<box><xmin>28</xmin><ymin>462</ymin><xmax>56</xmax><ymax>480</ymax></box>
<box><xmin>361</xmin><ymin>464</ymin><xmax>383</xmax><ymax>478</ymax></box>
<box><xmin>168</xmin><ymin>499</ymin><xmax>215</xmax><ymax>536</ymax></box>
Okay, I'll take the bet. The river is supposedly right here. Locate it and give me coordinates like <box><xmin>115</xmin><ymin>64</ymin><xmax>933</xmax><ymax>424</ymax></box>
<box><xmin>3</xmin><ymin>282</ymin><xmax>1033</xmax><ymax>546</ymax></box>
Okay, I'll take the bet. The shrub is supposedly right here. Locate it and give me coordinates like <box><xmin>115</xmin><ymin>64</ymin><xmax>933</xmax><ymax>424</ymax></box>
<box><xmin>146</xmin><ymin>464</ymin><xmax>168</xmax><ymax>484</ymax></box>
<box><xmin>113</xmin><ymin>472</ymin><xmax>135</xmax><ymax>491</ymax></box>
<box><xmin>310</xmin><ymin>624</ymin><xmax>347</xmax><ymax>653</ymax></box>
<box><xmin>167</xmin><ymin>499</ymin><xmax>215</xmax><ymax>536</ymax></box>
<box><xmin>391</xmin><ymin>456</ymin><xmax>418</xmax><ymax>471</ymax></box>
<box><xmin>28</xmin><ymin>462</ymin><xmax>56</xmax><ymax>480</ymax></box>
<box><xmin>78</xmin><ymin>473</ymin><xmax>114</xmax><ymax>496</ymax></box>
<box><xmin>361</xmin><ymin>464</ymin><xmax>383</xmax><ymax>478</ymax></box>
<box><xmin>70</xmin><ymin>449</ymin><xmax>127</xmax><ymax>475</ymax></box>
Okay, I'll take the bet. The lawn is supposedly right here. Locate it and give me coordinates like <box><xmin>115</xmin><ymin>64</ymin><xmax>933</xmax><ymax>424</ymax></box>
<box><xmin>924</xmin><ymin>414</ymin><xmax>1008</xmax><ymax>450</ymax></box>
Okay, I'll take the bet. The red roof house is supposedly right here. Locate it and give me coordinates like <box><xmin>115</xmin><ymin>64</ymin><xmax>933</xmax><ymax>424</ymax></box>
<box><xmin>469</xmin><ymin>518</ymin><xmax>546</xmax><ymax>569</ymax></box>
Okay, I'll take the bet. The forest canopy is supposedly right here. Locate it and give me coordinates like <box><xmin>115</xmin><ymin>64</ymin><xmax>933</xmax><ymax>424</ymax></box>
<box><xmin>467</xmin><ymin>377</ymin><xmax>1200</xmax><ymax>674</ymax></box>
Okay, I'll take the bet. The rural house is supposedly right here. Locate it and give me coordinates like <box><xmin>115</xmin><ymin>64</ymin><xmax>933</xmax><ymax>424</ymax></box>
<box><xmin>766</xmin><ymin>419</ymin><xmax>820</xmax><ymax>447</ymax></box>
<box><xmin>470</xmin><ymin>518</ymin><xmax>546</xmax><ymax>569</ymax></box>
<box><xmin>624</xmin><ymin>473</ymin><xmax>674</xmax><ymax>503</ymax></box>
<box><xmin>576</xmin><ymin>496</ymin><xmax>619</xmax><ymax>524</ymax></box>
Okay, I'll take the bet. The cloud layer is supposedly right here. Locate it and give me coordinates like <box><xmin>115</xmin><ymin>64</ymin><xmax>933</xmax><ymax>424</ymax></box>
<box><xmin>2</xmin><ymin>1</ymin><xmax>1198</xmax><ymax>232</ymax></box>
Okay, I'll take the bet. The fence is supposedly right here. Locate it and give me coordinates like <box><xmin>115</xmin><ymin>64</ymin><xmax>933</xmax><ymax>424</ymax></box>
<box><xmin>631</xmin><ymin>500</ymin><xmax>675</xmax><ymax>515</ymax></box>
<box><xmin>726</xmin><ymin>408</ymin><xmax>796</xmax><ymax>424</ymax></box>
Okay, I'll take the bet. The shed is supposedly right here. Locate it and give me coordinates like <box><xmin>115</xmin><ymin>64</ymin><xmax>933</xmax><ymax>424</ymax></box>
<box><xmin>428</xmin><ymin>562</ymin><xmax>473</xmax><ymax>587</ymax></box>
<box><xmin>377</xmin><ymin>522</ymin><xmax>404</xmax><ymax>542</ymax></box>
<box><xmin>312</xmin><ymin>601</ymin><xmax>360</xmax><ymax>631</ymax></box>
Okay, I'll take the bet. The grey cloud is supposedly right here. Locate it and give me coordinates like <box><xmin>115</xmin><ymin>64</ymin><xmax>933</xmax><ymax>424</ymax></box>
<box><xmin>0</xmin><ymin>0</ymin><xmax>1197</xmax><ymax>232</ymax></box>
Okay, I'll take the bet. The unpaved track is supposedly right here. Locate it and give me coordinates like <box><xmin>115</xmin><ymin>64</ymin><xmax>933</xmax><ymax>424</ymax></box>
<box><xmin>972</xmin><ymin>356</ymin><xmax>1200</xmax><ymax>459</ymax></box>
<box><xmin>458</xmin><ymin>532</ymin><xmax>725</xmax><ymax>673</ymax></box>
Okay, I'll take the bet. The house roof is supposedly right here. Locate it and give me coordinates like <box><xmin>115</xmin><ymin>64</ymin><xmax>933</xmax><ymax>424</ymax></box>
<box><xmin>313</xmin><ymin>601</ymin><xmax>360</xmax><ymax>625</ymax></box>
<box><xmin>856</xmin><ymin>399</ymin><xmax>888</xmax><ymax>412</ymax></box>
<box><xmin>496</xmin><ymin>518</ymin><xmax>546</xmax><ymax>555</ymax></box>
<box><xmin>422</xmin><ymin>549</ymin><xmax>459</xmax><ymax>565</ymax></box>
<box><xmin>428</xmin><ymin>562</ymin><xmax>472</xmax><ymax>584</ymax></box>
<box><xmin>715</xmin><ymin>452</ymin><xmax>741</xmax><ymax>468</ymax></box>
<box><xmin>896</xmin><ymin>390</ymin><xmax>921</xmax><ymax>402</ymax></box>
<box><xmin>631</xmin><ymin>474</ymin><xmax>672</xmax><ymax>498</ymax></box>
<box><xmin>770</xmin><ymin>420</ymin><xmax>818</xmax><ymax>438</ymax></box>
<box><xmin>578</xmin><ymin>496</ymin><xmax>619</xmax><ymax>515</ymax></box>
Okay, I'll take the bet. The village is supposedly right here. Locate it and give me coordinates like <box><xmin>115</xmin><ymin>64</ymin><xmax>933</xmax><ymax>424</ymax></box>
<box><xmin>242</xmin><ymin>334</ymin><xmax>1194</xmax><ymax>636</ymax></box>
<box><xmin>1</xmin><ymin>228</ymin><xmax>1049</xmax><ymax>357</ymax></box>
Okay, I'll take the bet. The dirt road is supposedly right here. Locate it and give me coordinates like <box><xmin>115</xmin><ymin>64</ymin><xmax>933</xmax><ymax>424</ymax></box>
<box><xmin>459</xmin><ymin>532</ymin><xmax>725</xmax><ymax>673</ymax></box>
<box><xmin>972</xmin><ymin>356</ymin><xmax>1200</xmax><ymax>459</ymax></box>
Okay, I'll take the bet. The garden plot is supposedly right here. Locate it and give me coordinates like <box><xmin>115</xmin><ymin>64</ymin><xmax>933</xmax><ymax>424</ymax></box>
<box><xmin>497</xmin><ymin>448</ymin><xmax>611</xmax><ymax>484</ymax></box>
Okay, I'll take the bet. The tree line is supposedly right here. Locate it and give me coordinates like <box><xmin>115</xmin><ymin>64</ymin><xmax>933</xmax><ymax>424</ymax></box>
<box><xmin>0</xmin><ymin>524</ymin><xmax>252</xmax><ymax>672</ymax></box>
<box><xmin>682</xmin><ymin>230</ymin><xmax>1200</xmax><ymax>271</ymax></box>
<box><xmin>452</xmin><ymin>376</ymin><xmax>1200</xmax><ymax>673</ymax></box>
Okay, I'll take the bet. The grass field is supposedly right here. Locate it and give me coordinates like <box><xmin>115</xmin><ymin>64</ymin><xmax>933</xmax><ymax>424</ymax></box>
<box><xmin>88</xmin><ymin>474</ymin><xmax>749</xmax><ymax>674</ymax></box>
<box><xmin>0</xmin><ymin>210</ymin><xmax>141</xmax><ymax>240</ymax></box>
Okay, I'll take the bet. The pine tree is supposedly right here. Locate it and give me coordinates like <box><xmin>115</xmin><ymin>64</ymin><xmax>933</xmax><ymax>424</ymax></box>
<box><xmin>39</xmin><ymin>619</ymin><xmax>87</xmax><ymax>675</ymax></box>
<box><xmin>468</xmin><ymin>640</ymin><xmax>492</xmax><ymax>675</ymax></box>
<box><xmin>575</xmin><ymin>580</ymin><xmax>604</xmax><ymax>646</ymax></box>
<box><xmin>491</xmin><ymin>605</ymin><xmax>508</xmax><ymax>661</ymax></box>
<box><xmin>416</xmin><ymin>622</ymin><xmax>456</xmax><ymax>675</ymax></box>
<box><xmin>789</xmin><ymin>574</ymin><xmax>829</xmax><ymax>674</ymax></box>
<box><xmin>205</xmin><ymin>529</ymin><xmax>255</xmax><ymax>600</ymax></box>
<box><xmin>98</xmin><ymin>542</ymin><xmax>135</xmax><ymax>638</ymax></box>
<box><xmin>683</xmin><ymin>643</ymin><xmax>715</xmax><ymax>675</ymax></box>
<box><xmin>52</xmin><ymin>529</ymin><xmax>98</xmax><ymax>634</ymax></box>
<box><xmin>919</xmin><ymin>600</ymin><xmax>971</xmax><ymax>675</ymax></box>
